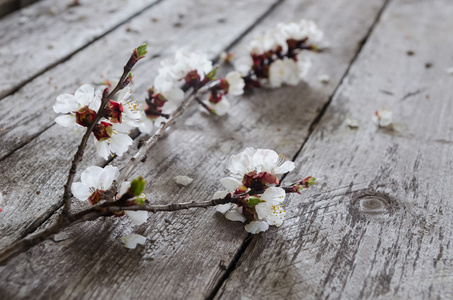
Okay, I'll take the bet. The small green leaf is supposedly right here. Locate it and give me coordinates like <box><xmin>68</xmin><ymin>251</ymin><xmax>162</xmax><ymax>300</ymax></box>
<box><xmin>206</xmin><ymin>66</ymin><xmax>219</xmax><ymax>80</ymax></box>
<box><xmin>134</xmin><ymin>197</ymin><xmax>145</xmax><ymax>206</ymax></box>
<box><xmin>129</xmin><ymin>176</ymin><xmax>146</xmax><ymax>197</ymax></box>
<box><xmin>247</xmin><ymin>196</ymin><xmax>264</xmax><ymax>207</ymax></box>
<box><xmin>136</xmin><ymin>43</ymin><xmax>148</xmax><ymax>59</ymax></box>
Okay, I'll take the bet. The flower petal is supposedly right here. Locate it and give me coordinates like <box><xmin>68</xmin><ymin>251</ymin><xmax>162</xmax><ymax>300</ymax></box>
<box><xmin>225</xmin><ymin>71</ymin><xmax>245</xmax><ymax>96</ymax></box>
<box><xmin>94</xmin><ymin>139</ymin><xmax>110</xmax><ymax>160</ymax></box>
<box><xmin>120</xmin><ymin>233</ymin><xmax>146</xmax><ymax>249</ymax></box>
<box><xmin>118</xmin><ymin>182</ymin><xmax>131</xmax><ymax>198</ymax></box>
<box><xmin>98</xmin><ymin>165</ymin><xmax>119</xmax><ymax>190</ymax></box>
<box><xmin>75</xmin><ymin>84</ymin><xmax>95</xmax><ymax>107</ymax></box>
<box><xmin>109</xmin><ymin>133</ymin><xmax>133</xmax><ymax>157</ymax></box>
<box><xmin>209</xmin><ymin>98</ymin><xmax>230</xmax><ymax>116</ymax></box>
<box><xmin>71</xmin><ymin>182</ymin><xmax>92</xmax><ymax>201</ymax></box>
<box><xmin>225</xmin><ymin>207</ymin><xmax>247</xmax><ymax>223</ymax></box>
<box><xmin>253</xmin><ymin>149</ymin><xmax>279</xmax><ymax>173</ymax></box>
<box><xmin>125</xmin><ymin>211</ymin><xmax>148</xmax><ymax>226</ymax></box>
<box><xmin>213</xmin><ymin>190</ymin><xmax>229</xmax><ymax>199</ymax></box>
<box><xmin>81</xmin><ymin>166</ymin><xmax>104</xmax><ymax>187</ymax></box>
<box><xmin>139</xmin><ymin>117</ymin><xmax>154</xmax><ymax>134</ymax></box>
<box><xmin>216</xmin><ymin>203</ymin><xmax>233</xmax><ymax>213</ymax></box>
<box><xmin>225</xmin><ymin>209</ymin><xmax>246</xmax><ymax>222</ymax></box>
<box><xmin>274</xmin><ymin>161</ymin><xmax>295</xmax><ymax>174</ymax></box>
<box><xmin>55</xmin><ymin>115</ymin><xmax>76</xmax><ymax>128</ymax></box>
<box><xmin>261</xmin><ymin>187</ymin><xmax>286</xmax><ymax>204</ymax></box>
<box><xmin>53</xmin><ymin>94</ymin><xmax>77</xmax><ymax>113</ymax></box>
<box><xmin>228</xmin><ymin>147</ymin><xmax>256</xmax><ymax>175</ymax></box>
<box><xmin>244</xmin><ymin>221</ymin><xmax>269</xmax><ymax>234</ymax></box>
<box><xmin>219</xmin><ymin>177</ymin><xmax>243</xmax><ymax>191</ymax></box>
<box><xmin>174</xmin><ymin>176</ymin><xmax>193</xmax><ymax>186</ymax></box>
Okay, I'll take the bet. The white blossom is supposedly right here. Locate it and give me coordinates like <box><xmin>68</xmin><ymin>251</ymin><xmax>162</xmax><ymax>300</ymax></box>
<box><xmin>93</xmin><ymin>123</ymin><xmax>133</xmax><ymax>160</ymax></box>
<box><xmin>228</xmin><ymin>147</ymin><xmax>295</xmax><ymax>177</ymax></box>
<box><xmin>174</xmin><ymin>175</ymin><xmax>193</xmax><ymax>186</ymax></box>
<box><xmin>244</xmin><ymin>220</ymin><xmax>269</xmax><ymax>234</ymax></box>
<box><xmin>53</xmin><ymin>84</ymin><xmax>101</xmax><ymax>128</ymax></box>
<box><xmin>249</xmin><ymin>34</ymin><xmax>279</xmax><ymax>55</ymax></box>
<box><xmin>225</xmin><ymin>71</ymin><xmax>245</xmax><ymax>96</ymax></box>
<box><xmin>140</xmin><ymin>86</ymin><xmax>185</xmax><ymax>134</ymax></box>
<box><xmin>255</xmin><ymin>187</ymin><xmax>286</xmax><ymax>227</ymax></box>
<box><xmin>276</xmin><ymin>19</ymin><xmax>324</xmax><ymax>45</ymax></box>
<box><xmin>373</xmin><ymin>109</ymin><xmax>392</xmax><ymax>127</ymax></box>
<box><xmin>215</xmin><ymin>177</ymin><xmax>247</xmax><ymax>223</ymax></box>
<box><xmin>155</xmin><ymin>49</ymin><xmax>212</xmax><ymax>90</ymax></box>
<box><xmin>233</xmin><ymin>54</ymin><xmax>253</xmax><ymax>75</ymax></box>
<box><xmin>203</xmin><ymin>97</ymin><xmax>231</xmax><ymax>116</ymax></box>
<box><xmin>71</xmin><ymin>165</ymin><xmax>119</xmax><ymax>202</ymax></box>
<box><xmin>269</xmin><ymin>59</ymin><xmax>299</xmax><ymax>88</ymax></box>
<box><xmin>120</xmin><ymin>233</ymin><xmax>146</xmax><ymax>249</ymax></box>
<box><xmin>115</xmin><ymin>87</ymin><xmax>143</xmax><ymax>129</ymax></box>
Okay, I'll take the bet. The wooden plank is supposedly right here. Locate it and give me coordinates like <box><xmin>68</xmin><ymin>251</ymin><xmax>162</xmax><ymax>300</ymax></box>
<box><xmin>0</xmin><ymin>0</ymin><xmax>40</xmax><ymax>18</ymax></box>
<box><xmin>214</xmin><ymin>0</ymin><xmax>453</xmax><ymax>299</ymax></box>
<box><xmin>0</xmin><ymin>0</ymin><xmax>163</xmax><ymax>100</ymax></box>
<box><xmin>0</xmin><ymin>0</ymin><xmax>279</xmax><ymax>249</ymax></box>
<box><xmin>0</xmin><ymin>0</ymin><xmax>282</xmax><ymax>161</ymax></box>
<box><xmin>0</xmin><ymin>0</ymin><xmax>387</xmax><ymax>298</ymax></box>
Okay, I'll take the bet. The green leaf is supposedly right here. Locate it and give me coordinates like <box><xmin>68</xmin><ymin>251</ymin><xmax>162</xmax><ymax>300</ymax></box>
<box><xmin>136</xmin><ymin>43</ymin><xmax>148</xmax><ymax>59</ymax></box>
<box><xmin>247</xmin><ymin>196</ymin><xmax>264</xmax><ymax>207</ymax></box>
<box><xmin>134</xmin><ymin>197</ymin><xmax>145</xmax><ymax>206</ymax></box>
<box><xmin>129</xmin><ymin>176</ymin><xmax>146</xmax><ymax>196</ymax></box>
<box><xmin>206</xmin><ymin>66</ymin><xmax>219</xmax><ymax>80</ymax></box>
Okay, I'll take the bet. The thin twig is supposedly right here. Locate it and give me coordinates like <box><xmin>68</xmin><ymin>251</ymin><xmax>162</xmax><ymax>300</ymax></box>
<box><xmin>116</xmin><ymin>90</ymin><xmax>198</xmax><ymax>183</ymax></box>
<box><xmin>0</xmin><ymin>183</ymin><xmax>306</xmax><ymax>265</ymax></box>
<box><xmin>61</xmin><ymin>63</ymin><xmax>134</xmax><ymax>217</ymax></box>
<box><xmin>0</xmin><ymin>195</ymin><xmax>236</xmax><ymax>265</ymax></box>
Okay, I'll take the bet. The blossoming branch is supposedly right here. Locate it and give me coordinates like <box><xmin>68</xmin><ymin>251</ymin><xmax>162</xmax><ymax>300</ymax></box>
<box><xmin>0</xmin><ymin>19</ymin><xmax>322</xmax><ymax>264</ymax></box>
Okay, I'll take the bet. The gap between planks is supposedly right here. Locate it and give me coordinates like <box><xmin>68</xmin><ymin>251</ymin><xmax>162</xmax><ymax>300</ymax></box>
<box><xmin>0</xmin><ymin>0</ymin><xmax>165</xmax><ymax>102</ymax></box>
<box><xmin>5</xmin><ymin>0</ymin><xmax>285</xmax><ymax>265</ymax></box>
<box><xmin>210</xmin><ymin>0</ymin><xmax>392</xmax><ymax>298</ymax></box>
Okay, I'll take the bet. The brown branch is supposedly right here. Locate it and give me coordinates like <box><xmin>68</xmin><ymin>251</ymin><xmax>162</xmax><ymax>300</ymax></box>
<box><xmin>194</xmin><ymin>96</ymin><xmax>217</xmax><ymax>115</ymax></box>
<box><xmin>0</xmin><ymin>195</ymin><xmax>237</xmax><ymax>265</ymax></box>
<box><xmin>0</xmin><ymin>180</ymin><xmax>309</xmax><ymax>265</ymax></box>
<box><xmin>115</xmin><ymin>90</ymin><xmax>198</xmax><ymax>183</ymax></box>
<box><xmin>61</xmin><ymin>56</ymin><xmax>139</xmax><ymax>217</ymax></box>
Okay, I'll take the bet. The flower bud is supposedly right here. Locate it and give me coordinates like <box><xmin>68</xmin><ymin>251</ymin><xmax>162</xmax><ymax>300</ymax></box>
<box><xmin>185</xmin><ymin>70</ymin><xmax>201</xmax><ymax>87</ymax></box>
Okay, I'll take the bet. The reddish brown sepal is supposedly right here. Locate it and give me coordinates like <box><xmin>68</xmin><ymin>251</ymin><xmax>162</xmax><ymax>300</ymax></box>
<box><xmin>75</xmin><ymin>106</ymin><xmax>97</xmax><ymax>127</ymax></box>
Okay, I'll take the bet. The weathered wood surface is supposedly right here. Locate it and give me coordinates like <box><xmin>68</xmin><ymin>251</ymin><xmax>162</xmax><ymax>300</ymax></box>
<box><xmin>0</xmin><ymin>0</ymin><xmax>162</xmax><ymax>99</ymax></box>
<box><xmin>215</xmin><ymin>0</ymin><xmax>453</xmax><ymax>299</ymax></box>
<box><xmin>0</xmin><ymin>0</ymin><xmax>279</xmax><ymax>250</ymax></box>
<box><xmin>0</xmin><ymin>0</ymin><xmax>39</xmax><ymax>17</ymax></box>
<box><xmin>2</xmin><ymin>0</ymin><xmax>451</xmax><ymax>299</ymax></box>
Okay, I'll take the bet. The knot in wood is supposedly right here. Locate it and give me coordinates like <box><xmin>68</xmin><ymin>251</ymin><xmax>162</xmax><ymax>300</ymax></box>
<box><xmin>357</xmin><ymin>196</ymin><xmax>388</xmax><ymax>214</ymax></box>
<box><xmin>350</xmin><ymin>192</ymin><xmax>398</xmax><ymax>218</ymax></box>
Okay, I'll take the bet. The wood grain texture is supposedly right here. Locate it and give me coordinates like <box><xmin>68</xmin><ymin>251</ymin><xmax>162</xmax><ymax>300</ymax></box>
<box><xmin>0</xmin><ymin>0</ymin><xmax>387</xmax><ymax>298</ymax></box>
<box><xmin>0</xmin><ymin>0</ymin><xmax>279</xmax><ymax>249</ymax></box>
<box><xmin>215</xmin><ymin>0</ymin><xmax>453</xmax><ymax>299</ymax></box>
<box><xmin>0</xmin><ymin>0</ymin><xmax>162</xmax><ymax>100</ymax></box>
<box><xmin>0</xmin><ymin>0</ymin><xmax>283</xmax><ymax>161</ymax></box>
